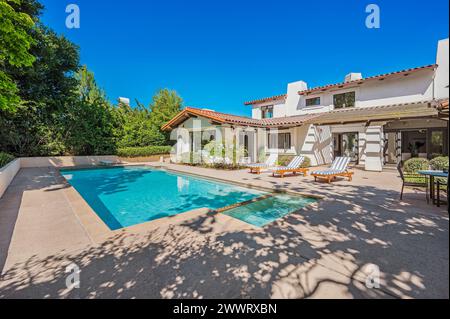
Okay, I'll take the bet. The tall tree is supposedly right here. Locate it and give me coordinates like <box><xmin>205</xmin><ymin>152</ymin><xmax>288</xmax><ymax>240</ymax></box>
<box><xmin>148</xmin><ymin>89</ymin><xmax>183</xmax><ymax>145</ymax></box>
<box><xmin>115</xmin><ymin>101</ymin><xmax>155</xmax><ymax>148</ymax></box>
<box><xmin>64</xmin><ymin>66</ymin><xmax>119</xmax><ymax>155</ymax></box>
<box><xmin>0</xmin><ymin>0</ymin><xmax>80</xmax><ymax>156</ymax></box>
<box><xmin>0</xmin><ymin>0</ymin><xmax>36</xmax><ymax>111</ymax></box>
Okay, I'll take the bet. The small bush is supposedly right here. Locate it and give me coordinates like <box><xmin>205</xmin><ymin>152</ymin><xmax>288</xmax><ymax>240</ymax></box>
<box><xmin>404</xmin><ymin>158</ymin><xmax>429</xmax><ymax>173</ymax></box>
<box><xmin>0</xmin><ymin>152</ymin><xmax>15</xmax><ymax>168</ymax></box>
<box><xmin>301</xmin><ymin>156</ymin><xmax>311</xmax><ymax>168</ymax></box>
<box><xmin>277</xmin><ymin>155</ymin><xmax>311</xmax><ymax>167</ymax></box>
<box><xmin>430</xmin><ymin>156</ymin><xmax>449</xmax><ymax>171</ymax></box>
<box><xmin>117</xmin><ymin>146</ymin><xmax>172</xmax><ymax>157</ymax></box>
<box><xmin>277</xmin><ymin>155</ymin><xmax>293</xmax><ymax>166</ymax></box>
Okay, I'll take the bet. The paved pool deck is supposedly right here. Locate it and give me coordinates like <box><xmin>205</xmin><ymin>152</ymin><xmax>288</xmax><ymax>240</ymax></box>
<box><xmin>0</xmin><ymin>163</ymin><xmax>448</xmax><ymax>299</ymax></box>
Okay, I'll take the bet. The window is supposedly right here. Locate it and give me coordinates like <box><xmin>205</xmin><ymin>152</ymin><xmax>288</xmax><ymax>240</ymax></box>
<box><xmin>333</xmin><ymin>91</ymin><xmax>355</xmax><ymax>109</ymax></box>
<box><xmin>261</xmin><ymin>106</ymin><xmax>273</xmax><ymax>119</ymax></box>
<box><xmin>430</xmin><ymin>130</ymin><xmax>445</xmax><ymax>156</ymax></box>
<box><xmin>268</xmin><ymin>133</ymin><xmax>291</xmax><ymax>150</ymax></box>
<box><xmin>306</xmin><ymin>97</ymin><xmax>321</xmax><ymax>106</ymax></box>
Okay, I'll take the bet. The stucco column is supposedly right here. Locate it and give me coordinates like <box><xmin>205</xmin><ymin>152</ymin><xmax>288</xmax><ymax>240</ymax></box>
<box><xmin>256</xmin><ymin>128</ymin><xmax>267</xmax><ymax>162</ymax></box>
<box><xmin>364</xmin><ymin>124</ymin><xmax>384</xmax><ymax>171</ymax></box>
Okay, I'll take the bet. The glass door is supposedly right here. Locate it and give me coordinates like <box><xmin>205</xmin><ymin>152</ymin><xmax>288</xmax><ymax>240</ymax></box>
<box><xmin>341</xmin><ymin>132</ymin><xmax>359</xmax><ymax>163</ymax></box>
<box><xmin>333</xmin><ymin>132</ymin><xmax>359</xmax><ymax>163</ymax></box>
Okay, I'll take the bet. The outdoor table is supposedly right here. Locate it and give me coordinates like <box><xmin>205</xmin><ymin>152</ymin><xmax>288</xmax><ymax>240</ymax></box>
<box><xmin>418</xmin><ymin>170</ymin><xmax>448</xmax><ymax>206</ymax></box>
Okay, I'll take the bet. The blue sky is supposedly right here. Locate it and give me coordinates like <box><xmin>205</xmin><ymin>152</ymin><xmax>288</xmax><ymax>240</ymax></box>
<box><xmin>40</xmin><ymin>0</ymin><xmax>448</xmax><ymax>116</ymax></box>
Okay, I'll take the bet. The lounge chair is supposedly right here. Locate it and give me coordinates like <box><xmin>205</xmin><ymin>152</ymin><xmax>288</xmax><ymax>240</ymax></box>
<box><xmin>311</xmin><ymin>157</ymin><xmax>353</xmax><ymax>183</ymax></box>
<box><xmin>271</xmin><ymin>156</ymin><xmax>307</xmax><ymax>178</ymax></box>
<box><xmin>247</xmin><ymin>154</ymin><xmax>277</xmax><ymax>174</ymax></box>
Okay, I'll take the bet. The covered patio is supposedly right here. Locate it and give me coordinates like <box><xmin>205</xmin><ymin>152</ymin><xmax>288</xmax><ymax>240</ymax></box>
<box><xmin>307</xmin><ymin>100</ymin><xmax>448</xmax><ymax>170</ymax></box>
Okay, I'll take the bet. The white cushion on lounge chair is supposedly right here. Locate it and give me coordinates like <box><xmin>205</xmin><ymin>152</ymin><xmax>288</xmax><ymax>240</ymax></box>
<box><xmin>247</xmin><ymin>154</ymin><xmax>277</xmax><ymax>168</ymax></box>
<box><xmin>271</xmin><ymin>156</ymin><xmax>304</xmax><ymax>171</ymax></box>
<box><xmin>311</xmin><ymin>157</ymin><xmax>351</xmax><ymax>175</ymax></box>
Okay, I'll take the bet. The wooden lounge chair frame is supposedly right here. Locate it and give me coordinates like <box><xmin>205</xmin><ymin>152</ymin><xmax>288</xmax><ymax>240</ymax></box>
<box><xmin>272</xmin><ymin>167</ymin><xmax>309</xmax><ymax>178</ymax></box>
<box><xmin>248</xmin><ymin>154</ymin><xmax>277</xmax><ymax>174</ymax></box>
<box><xmin>249</xmin><ymin>166</ymin><xmax>266</xmax><ymax>174</ymax></box>
<box><xmin>310</xmin><ymin>157</ymin><xmax>354</xmax><ymax>183</ymax></box>
<box><xmin>271</xmin><ymin>156</ymin><xmax>307</xmax><ymax>178</ymax></box>
<box><xmin>311</xmin><ymin>171</ymin><xmax>354</xmax><ymax>183</ymax></box>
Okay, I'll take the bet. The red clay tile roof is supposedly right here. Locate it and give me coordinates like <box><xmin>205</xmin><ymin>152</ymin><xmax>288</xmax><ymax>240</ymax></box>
<box><xmin>298</xmin><ymin>64</ymin><xmax>438</xmax><ymax>96</ymax></box>
<box><xmin>161</xmin><ymin>107</ymin><xmax>318</xmax><ymax>131</ymax></box>
<box><xmin>244</xmin><ymin>94</ymin><xmax>287</xmax><ymax>106</ymax></box>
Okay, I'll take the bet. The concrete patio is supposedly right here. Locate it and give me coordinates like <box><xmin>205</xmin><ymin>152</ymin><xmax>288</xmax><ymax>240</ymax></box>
<box><xmin>0</xmin><ymin>163</ymin><xmax>448</xmax><ymax>299</ymax></box>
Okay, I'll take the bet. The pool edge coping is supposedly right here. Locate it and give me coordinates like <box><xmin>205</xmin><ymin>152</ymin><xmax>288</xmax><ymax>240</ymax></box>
<box><xmin>57</xmin><ymin>163</ymin><xmax>323</xmax><ymax>242</ymax></box>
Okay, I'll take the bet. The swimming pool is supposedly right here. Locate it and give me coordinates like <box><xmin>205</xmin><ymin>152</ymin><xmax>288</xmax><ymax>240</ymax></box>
<box><xmin>61</xmin><ymin>166</ymin><xmax>317</xmax><ymax>230</ymax></box>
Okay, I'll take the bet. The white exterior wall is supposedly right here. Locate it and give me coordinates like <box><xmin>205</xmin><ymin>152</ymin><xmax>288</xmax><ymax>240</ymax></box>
<box><xmin>295</xmin><ymin>125</ymin><xmax>333</xmax><ymax>166</ymax></box>
<box><xmin>252</xmin><ymin>100</ymin><xmax>286</xmax><ymax>119</ymax></box>
<box><xmin>251</xmin><ymin>69</ymin><xmax>435</xmax><ymax>119</ymax></box>
<box><xmin>250</xmin><ymin>38</ymin><xmax>449</xmax><ymax>119</ymax></box>
<box><xmin>435</xmin><ymin>38</ymin><xmax>449</xmax><ymax>100</ymax></box>
<box><xmin>252</xmin><ymin>106</ymin><xmax>262</xmax><ymax>119</ymax></box>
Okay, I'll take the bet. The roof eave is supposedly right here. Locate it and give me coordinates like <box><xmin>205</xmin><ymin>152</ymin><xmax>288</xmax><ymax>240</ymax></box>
<box><xmin>298</xmin><ymin>64</ymin><xmax>438</xmax><ymax>96</ymax></box>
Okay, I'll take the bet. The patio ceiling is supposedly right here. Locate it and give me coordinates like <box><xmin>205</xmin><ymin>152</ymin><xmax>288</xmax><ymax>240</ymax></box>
<box><xmin>307</xmin><ymin>100</ymin><xmax>439</xmax><ymax>126</ymax></box>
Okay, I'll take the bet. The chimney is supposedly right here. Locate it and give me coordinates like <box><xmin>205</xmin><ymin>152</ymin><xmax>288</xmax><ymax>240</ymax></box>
<box><xmin>434</xmin><ymin>38</ymin><xmax>449</xmax><ymax>100</ymax></box>
<box><xmin>285</xmin><ymin>80</ymin><xmax>308</xmax><ymax>114</ymax></box>
<box><xmin>118</xmin><ymin>97</ymin><xmax>130</xmax><ymax>105</ymax></box>
<box><xmin>344</xmin><ymin>73</ymin><xmax>363</xmax><ymax>83</ymax></box>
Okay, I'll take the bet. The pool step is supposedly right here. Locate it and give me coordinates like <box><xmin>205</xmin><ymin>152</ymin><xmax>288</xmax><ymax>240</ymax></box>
<box><xmin>215</xmin><ymin>194</ymin><xmax>273</xmax><ymax>213</ymax></box>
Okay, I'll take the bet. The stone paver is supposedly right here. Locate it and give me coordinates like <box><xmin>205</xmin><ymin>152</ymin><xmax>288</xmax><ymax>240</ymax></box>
<box><xmin>0</xmin><ymin>164</ymin><xmax>448</xmax><ymax>299</ymax></box>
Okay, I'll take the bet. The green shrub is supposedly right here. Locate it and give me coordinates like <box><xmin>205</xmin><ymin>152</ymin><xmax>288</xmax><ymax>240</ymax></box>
<box><xmin>276</xmin><ymin>155</ymin><xmax>311</xmax><ymax>167</ymax></box>
<box><xmin>117</xmin><ymin>146</ymin><xmax>172</xmax><ymax>157</ymax></box>
<box><xmin>0</xmin><ymin>152</ymin><xmax>15</xmax><ymax>168</ymax></box>
<box><xmin>404</xmin><ymin>158</ymin><xmax>429</xmax><ymax>173</ymax></box>
<box><xmin>430</xmin><ymin>156</ymin><xmax>449</xmax><ymax>171</ymax></box>
<box><xmin>431</xmin><ymin>153</ymin><xmax>444</xmax><ymax>159</ymax></box>
<box><xmin>301</xmin><ymin>156</ymin><xmax>311</xmax><ymax>168</ymax></box>
<box><xmin>276</xmin><ymin>155</ymin><xmax>293</xmax><ymax>166</ymax></box>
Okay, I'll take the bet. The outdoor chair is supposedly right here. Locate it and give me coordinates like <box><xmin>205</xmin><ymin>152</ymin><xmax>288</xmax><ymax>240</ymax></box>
<box><xmin>435</xmin><ymin>177</ymin><xmax>448</xmax><ymax>208</ymax></box>
<box><xmin>311</xmin><ymin>157</ymin><xmax>353</xmax><ymax>183</ymax></box>
<box><xmin>247</xmin><ymin>154</ymin><xmax>277</xmax><ymax>174</ymax></box>
<box><xmin>270</xmin><ymin>156</ymin><xmax>307</xmax><ymax>178</ymax></box>
<box><xmin>397</xmin><ymin>162</ymin><xmax>429</xmax><ymax>203</ymax></box>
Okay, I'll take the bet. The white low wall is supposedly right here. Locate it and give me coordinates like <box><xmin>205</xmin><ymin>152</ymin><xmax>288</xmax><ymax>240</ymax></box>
<box><xmin>20</xmin><ymin>156</ymin><xmax>121</xmax><ymax>168</ymax></box>
<box><xmin>0</xmin><ymin>158</ymin><xmax>21</xmax><ymax>198</ymax></box>
<box><xmin>0</xmin><ymin>156</ymin><xmax>122</xmax><ymax>199</ymax></box>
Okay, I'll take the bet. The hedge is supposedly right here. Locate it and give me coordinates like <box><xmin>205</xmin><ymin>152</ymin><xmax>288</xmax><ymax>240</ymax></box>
<box><xmin>0</xmin><ymin>152</ymin><xmax>15</xmax><ymax>168</ymax></box>
<box><xmin>117</xmin><ymin>146</ymin><xmax>172</xmax><ymax>157</ymax></box>
<box><xmin>403</xmin><ymin>157</ymin><xmax>429</xmax><ymax>173</ymax></box>
<box><xmin>430</xmin><ymin>156</ymin><xmax>449</xmax><ymax>171</ymax></box>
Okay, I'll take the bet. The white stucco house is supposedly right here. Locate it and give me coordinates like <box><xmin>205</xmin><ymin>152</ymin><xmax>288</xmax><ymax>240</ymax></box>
<box><xmin>162</xmin><ymin>38</ymin><xmax>449</xmax><ymax>171</ymax></box>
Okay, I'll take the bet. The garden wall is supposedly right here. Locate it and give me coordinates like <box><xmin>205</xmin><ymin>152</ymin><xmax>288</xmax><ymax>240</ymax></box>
<box><xmin>0</xmin><ymin>159</ymin><xmax>21</xmax><ymax>198</ymax></box>
<box><xmin>19</xmin><ymin>156</ymin><xmax>122</xmax><ymax>168</ymax></box>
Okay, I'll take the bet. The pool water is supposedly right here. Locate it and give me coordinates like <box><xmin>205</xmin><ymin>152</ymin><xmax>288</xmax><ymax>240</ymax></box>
<box><xmin>61</xmin><ymin>166</ymin><xmax>317</xmax><ymax>230</ymax></box>
<box><xmin>222</xmin><ymin>194</ymin><xmax>317</xmax><ymax>227</ymax></box>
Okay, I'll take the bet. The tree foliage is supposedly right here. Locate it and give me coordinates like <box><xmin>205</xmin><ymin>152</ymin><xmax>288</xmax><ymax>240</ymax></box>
<box><xmin>0</xmin><ymin>0</ymin><xmax>182</xmax><ymax>157</ymax></box>
<box><xmin>116</xmin><ymin>89</ymin><xmax>182</xmax><ymax>148</ymax></box>
<box><xmin>0</xmin><ymin>0</ymin><xmax>36</xmax><ymax>110</ymax></box>
<box><xmin>63</xmin><ymin>66</ymin><xmax>119</xmax><ymax>155</ymax></box>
